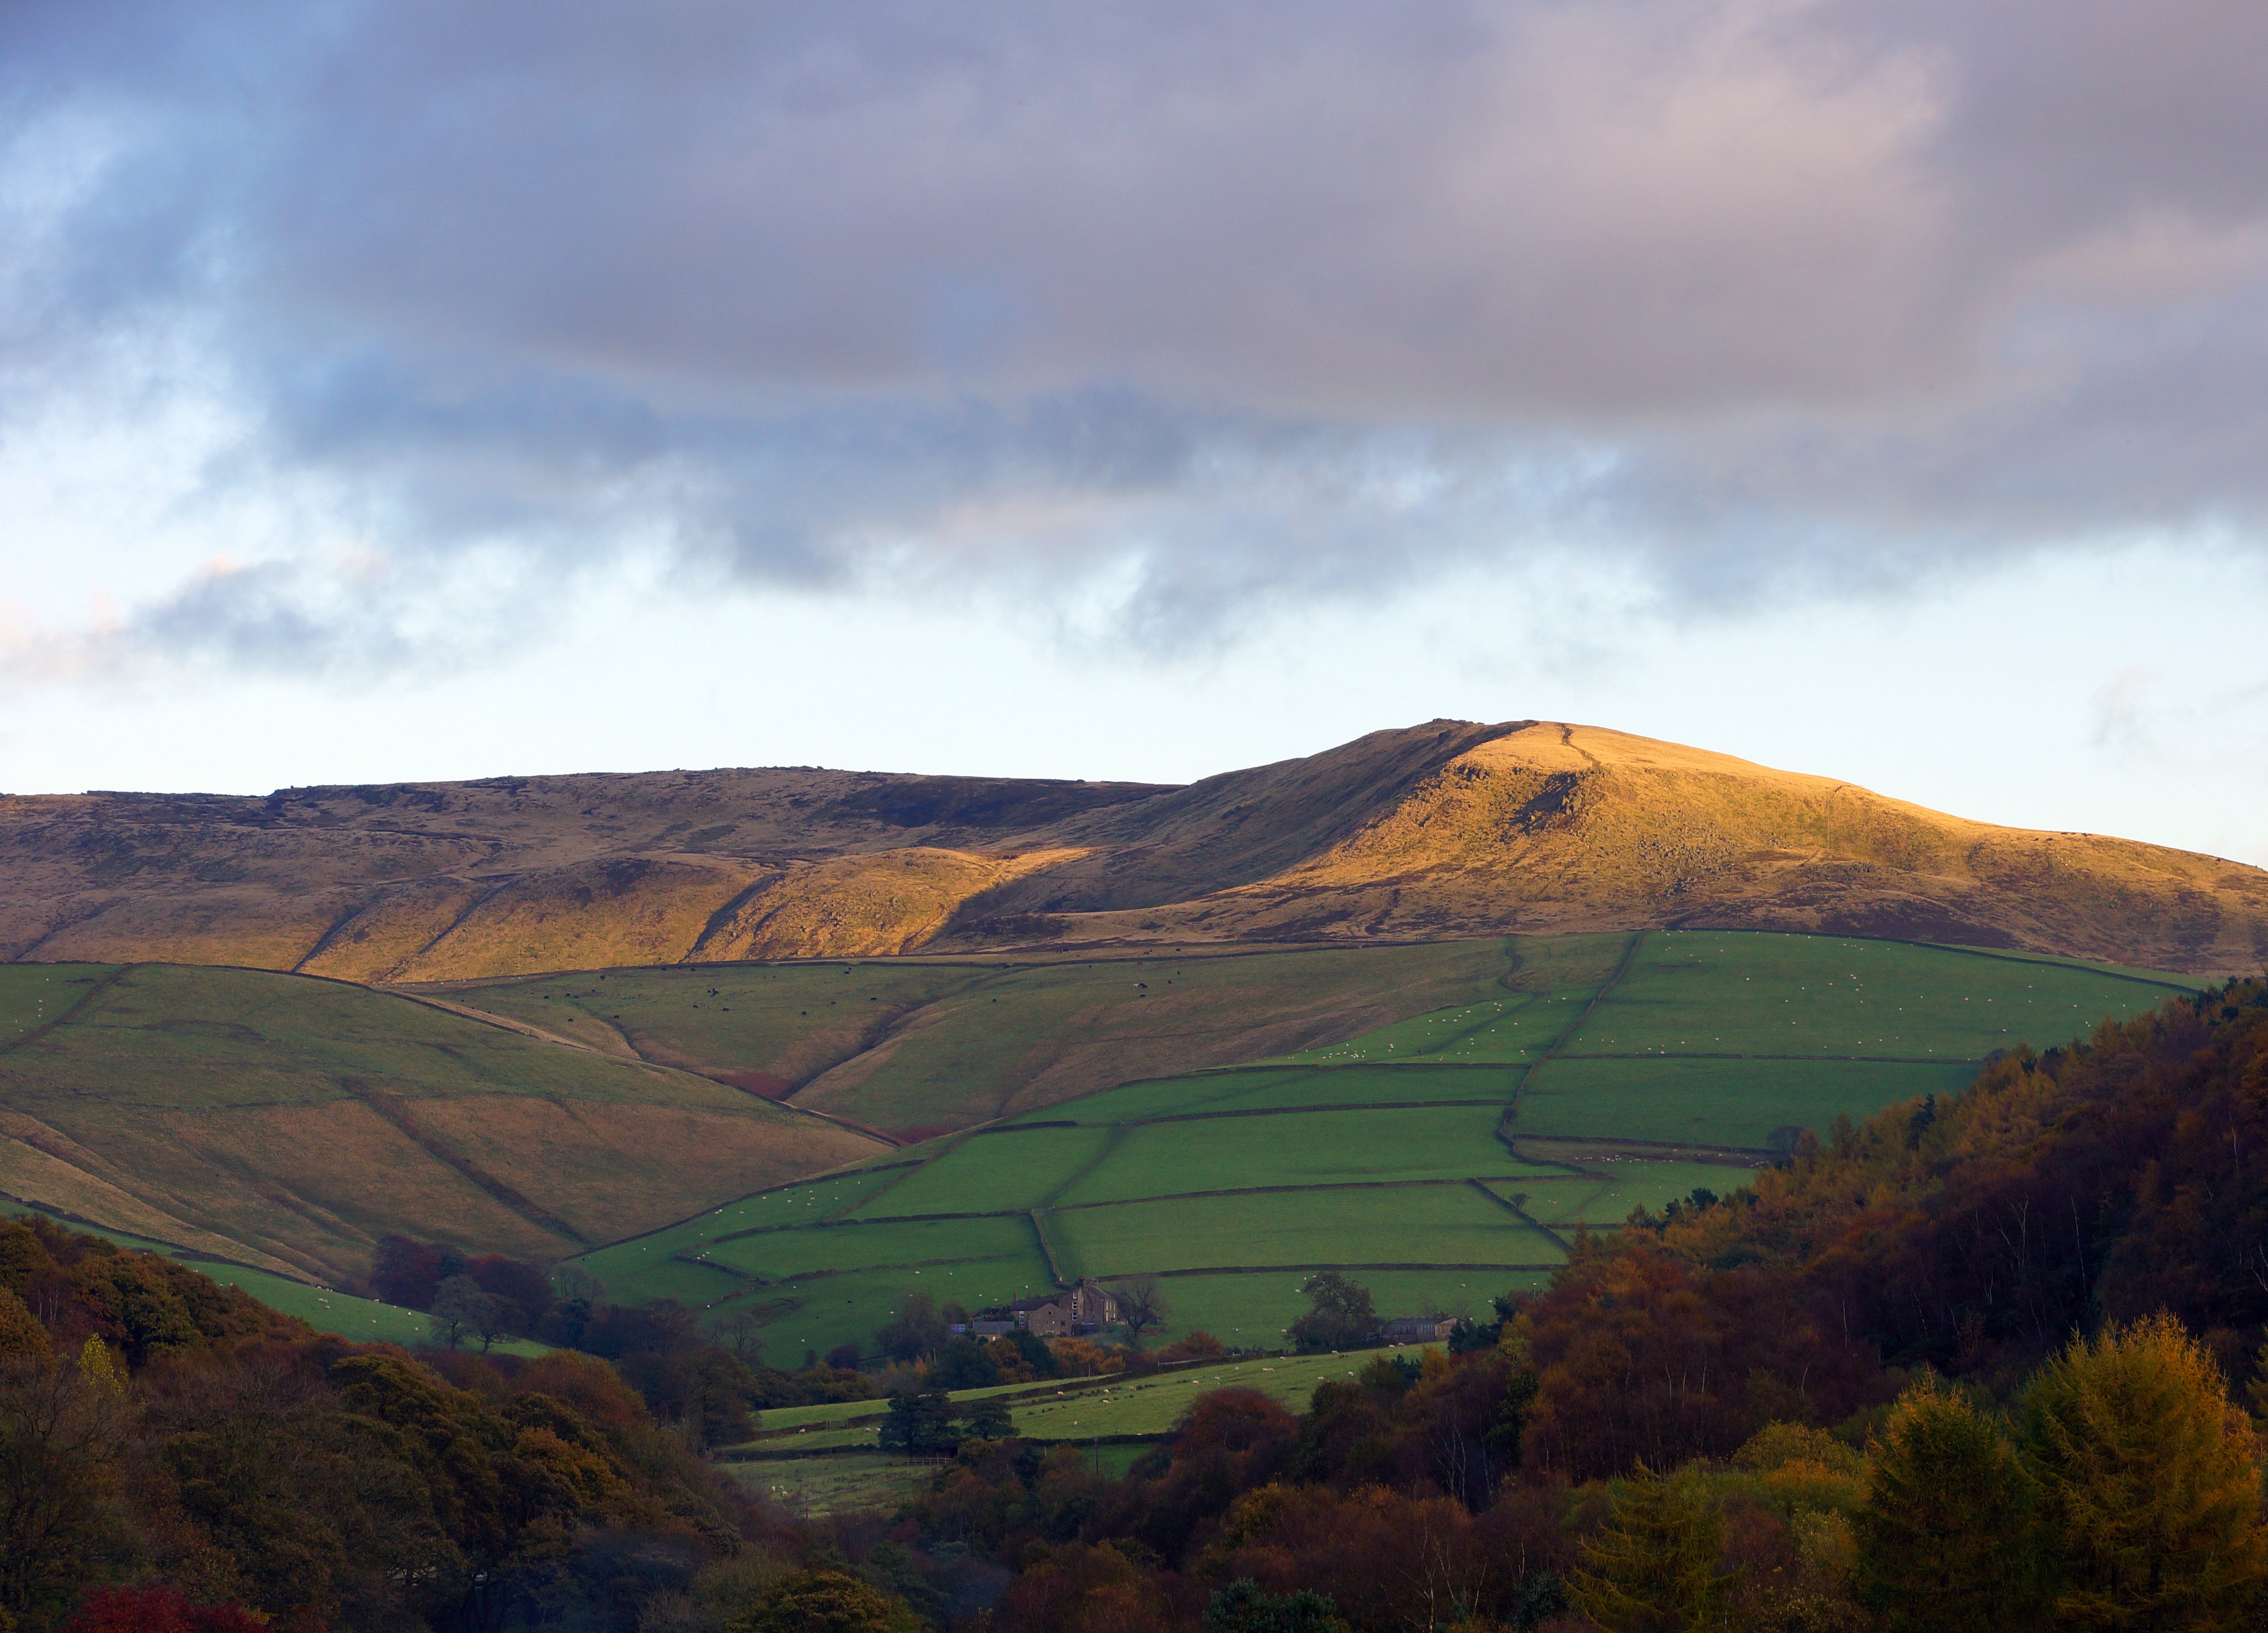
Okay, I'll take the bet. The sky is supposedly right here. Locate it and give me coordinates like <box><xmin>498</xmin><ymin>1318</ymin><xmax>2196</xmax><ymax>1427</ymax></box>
<box><xmin>2</xmin><ymin>0</ymin><xmax>2264</xmax><ymax>864</ymax></box>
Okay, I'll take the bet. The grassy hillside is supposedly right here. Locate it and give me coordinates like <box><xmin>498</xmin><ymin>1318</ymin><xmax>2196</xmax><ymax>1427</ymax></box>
<box><xmin>575</xmin><ymin>930</ymin><xmax>2196</xmax><ymax>1359</ymax></box>
<box><xmin>0</xmin><ymin>1203</ymin><xmax>548</xmax><ymax>1351</ymax></box>
<box><xmin>434</xmin><ymin>940</ymin><xmax>1520</xmax><ymax>1137</ymax></box>
<box><xmin>10</xmin><ymin>722</ymin><xmax>2263</xmax><ymax>978</ymax></box>
<box><xmin>725</xmin><ymin>1347</ymin><xmax>1436</xmax><ymax>1514</ymax></box>
<box><xmin>0</xmin><ymin>964</ymin><xmax>885</xmax><ymax>1284</ymax></box>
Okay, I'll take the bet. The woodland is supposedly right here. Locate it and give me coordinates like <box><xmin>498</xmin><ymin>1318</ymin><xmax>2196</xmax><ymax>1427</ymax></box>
<box><xmin>6</xmin><ymin>974</ymin><xmax>2268</xmax><ymax>1632</ymax></box>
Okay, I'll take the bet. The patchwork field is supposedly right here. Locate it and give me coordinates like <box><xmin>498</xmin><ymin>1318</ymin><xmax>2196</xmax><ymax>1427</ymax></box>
<box><xmin>2</xmin><ymin>928</ymin><xmax>2194</xmax><ymax>1348</ymax></box>
<box><xmin>575</xmin><ymin>929</ymin><xmax>2194</xmax><ymax>1358</ymax></box>
<box><xmin>430</xmin><ymin>940</ymin><xmax>1520</xmax><ymax>1137</ymax></box>
<box><xmin>0</xmin><ymin>964</ymin><xmax>885</xmax><ymax>1284</ymax></box>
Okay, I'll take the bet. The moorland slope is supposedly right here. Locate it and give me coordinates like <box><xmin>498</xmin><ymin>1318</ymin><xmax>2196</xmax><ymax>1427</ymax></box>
<box><xmin>0</xmin><ymin>963</ymin><xmax>884</xmax><ymax>1284</ymax></box>
<box><xmin>4</xmin><ymin>721</ymin><xmax>2261</xmax><ymax>977</ymax></box>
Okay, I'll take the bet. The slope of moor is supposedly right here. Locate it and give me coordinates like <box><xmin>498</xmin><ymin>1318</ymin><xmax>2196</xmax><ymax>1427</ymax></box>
<box><xmin>0</xmin><ymin>963</ymin><xmax>884</xmax><ymax>1285</ymax></box>
<box><xmin>432</xmin><ymin>940</ymin><xmax>1518</xmax><ymax>1138</ymax></box>
<box><xmin>575</xmin><ymin>931</ymin><xmax>2193</xmax><ymax>1360</ymax></box>
<box><xmin>5</xmin><ymin>722</ymin><xmax>2260</xmax><ymax>978</ymax></box>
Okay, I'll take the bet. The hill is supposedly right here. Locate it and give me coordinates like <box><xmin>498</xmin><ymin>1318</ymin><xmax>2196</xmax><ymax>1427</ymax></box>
<box><xmin>0</xmin><ymin>962</ymin><xmax>884</xmax><ymax>1284</ymax></box>
<box><xmin>6</xmin><ymin>721</ymin><xmax>2261</xmax><ymax>977</ymax></box>
<box><xmin>573</xmin><ymin>930</ymin><xmax>2193</xmax><ymax>1361</ymax></box>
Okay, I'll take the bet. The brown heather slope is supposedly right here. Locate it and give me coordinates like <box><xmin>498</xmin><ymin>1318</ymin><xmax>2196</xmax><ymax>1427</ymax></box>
<box><xmin>4</xmin><ymin>721</ymin><xmax>2262</xmax><ymax>977</ymax></box>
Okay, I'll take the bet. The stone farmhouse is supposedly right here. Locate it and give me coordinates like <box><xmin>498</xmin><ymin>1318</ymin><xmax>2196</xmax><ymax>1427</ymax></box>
<box><xmin>1381</xmin><ymin>1315</ymin><xmax>1458</xmax><ymax>1343</ymax></box>
<box><xmin>1007</xmin><ymin>1281</ymin><xmax>1121</xmax><ymax>1338</ymax></box>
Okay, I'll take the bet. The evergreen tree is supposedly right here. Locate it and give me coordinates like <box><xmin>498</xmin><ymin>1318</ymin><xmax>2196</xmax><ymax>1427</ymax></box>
<box><xmin>1204</xmin><ymin>1578</ymin><xmax>1346</xmax><ymax>1633</ymax></box>
<box><xmin>959</xmin><ymin>1395</ymin><xmax>1014</xmax><ymax>1440</ymax></box>
<box><xmin>1572</xmin><ymin>1463</ymin><xmax>1732</xmax><ymax>1633</ymax></box>
<box><xmin>876</xmin><ymin>1386</ymin><xmax>958</xmax><ymax>1456</ymax></box>
<box><xmin>1854</xmin><ymin>1379</ymin><xmax>2045</xmax><ymax>1631</ymax></box>
<box><xmin>2020</xmin><ymin>1313</ymin><xmax>2268</xmax><ymax>1632</ymax></box>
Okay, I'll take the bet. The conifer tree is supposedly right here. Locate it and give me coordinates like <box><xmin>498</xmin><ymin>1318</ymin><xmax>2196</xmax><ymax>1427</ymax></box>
<box><xmin>1572</xmin><ymin>1463</ymin><xmax>1732</xmax><ymax>1633</ymax></box>
<box><xmin>1853</xmin><ymin>1379</ymin><xmax>2044</xmax><ymax>1631</ymax></box>
<box><xmin>2020</xmin><ymin>1313</ymin><xmax>2268</xmax><ymax>1631</ymax></box>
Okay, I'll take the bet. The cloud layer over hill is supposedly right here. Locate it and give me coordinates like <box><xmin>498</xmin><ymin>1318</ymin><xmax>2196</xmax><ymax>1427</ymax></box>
<box><xmin>6</xmin><ymin>0</ymin><xmax>2268</xmax><ymax>661</ymax></box>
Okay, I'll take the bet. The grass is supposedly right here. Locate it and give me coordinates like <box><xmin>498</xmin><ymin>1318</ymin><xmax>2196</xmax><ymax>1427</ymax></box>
<box><xmin>0</xmin><ymin>964</ymin><xmax>119</xmax><ymax>1046</ymax></box>
<box><xmin>725</xmin><ymin>1452</ymin><xmax>937</xmax><ymax>1517</ymax></box>
<box><xmin>1572</xmin><ymin>931</ymin><xmax>2194</xmax><ymax>1060</ymax></box>
<box><xmin>850</xmin><ymin>1127</ymin><xmax>1118</xmax><ymax>1218</ymax></box>
<box><xmin>572</xmin><ymin>1166</ymin><xmax>920</xmax><ymax>1288</ymax></box>
<box><xmin>1511</xmin><ymin>1058</ymin><xmax>1980</xmax><ymax>1150</ymax></box>
<box><xmin>1050</xmin><ymin>1105</ymin><xmax>1547</xmax><ymax>1206</ymax></box>
<box><xmin>735</xmin><ymin>1346</ymin><xmax>1443</xmax><ymax>1446</ymax></box>
<box><xmin>0</xmin><ymin>963</ymin><xmax>883</xmax><ymax>1284</ymax></box>
<box><xmin>701</xmin><ymin>1214</ymin><xmax>1044</xmax><ymax>1282</ymax></box>
<box><xmin>1144</xmin><ymin>1269</ymin><xmax>1549</xmax><ymax>1348</ymax></box>
<box><xmin>1050</xmin><ymin>1186</ymin><xmax>1564</xmax><ymax>1279</ymax></box>
<box><xmin>999</xmin><ymin>1349</ymin><xmax>1430</xmax><ymax>1440</ymax></box>
<box><xmin>1490</xmin><ymin>1162</ymin><xmax>1760</xmax><ymax>1228</ymax></box>
<box><xmin>715</xmin><ymin>1260</ymin><xmax>1065</xmax><ymax>1362</ymax></box>
<box><xmin>1015</xmin><ymin>1062</ymin><xmax>1523</xmax><ymax>1124</ymax></box>
<box><xmin>440</xmin><ymin>941</ymin><xmax>1520</xmax><ymax>1137</ymax></box>
<box><xmin>437</xmin><ymin>963</ymin><xmax>986</xmax><ymax>1086</ymax></box>
<box><xmin>1282</xmin><ymin>989</ymin><xmax>1603</xmax><ymax>1067</ymax></box>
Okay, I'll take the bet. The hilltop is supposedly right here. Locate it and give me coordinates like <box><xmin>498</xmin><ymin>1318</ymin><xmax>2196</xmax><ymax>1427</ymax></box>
<box><xmin>4</xmin><ymin>720</ymin><xmax>2262</xmax><ymax>977</ymax></box>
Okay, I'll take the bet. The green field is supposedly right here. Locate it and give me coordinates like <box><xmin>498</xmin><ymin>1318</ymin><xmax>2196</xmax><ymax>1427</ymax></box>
<box><xmin>571</xmin><ymin>929</ymin><xmax>2194</xmax><ymax>1359</ymax></box>
<box><xmin>1565</xmin><ymin>933</ymin><xmax>2185</xmax><ymax>1059</ymax></box>
<box><xmin>1511</xmin><ymin>1057</ymin><xmax>1980</xmax><ymax>1150</ymax></box>
<box><xmin>1048</xmin><ymin>1105</ymin><xmax>1532</xmax><ymax>1206</ymax></box>
<box><xmin>1011</xmin><ymin>1062</ymin><xmax>1523</xmax><ymax>1124</ymax></box>
<box><xmin>702</xmin><ymin>1214</ymin><xmax>1044</xmax><ymax>1281</ymax></box>
<box><xmin>727</xmin><ymin>1452</ymin><xmax>937</xmax><ymax>1517</ymax></box>
<box><xmin>1491</xmin><ymin>1162</ymin><xmax>1756</xmax><ymax>1229</ymax></box>
<box><xmin>0</xmin><ymin>964</ymin><xmax>119</xmax><ymax>1046</ymax></box>
<box><xmin>753</xmin><ymin>1347</ymin><xmax>1435</xmax><ymax>1440</ymax></box>
<box><xmin>1050</xmin><ymin>1186</ymin><xmax>1561</xmax><ymax>1280</ymax></box>
<box><xmin>847</xmin><ymin>1127</ymin><xmax>1115</xmax><ymax>1216</ymax></box>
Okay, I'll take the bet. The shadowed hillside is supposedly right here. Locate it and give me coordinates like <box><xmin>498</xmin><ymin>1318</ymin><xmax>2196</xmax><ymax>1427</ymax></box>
<box><xmin>0</xmin><ymin>963</ymin><xmax>884</xmax><ymax>1284</ymax></box>
<box><xmin>4</xmin><ymin>721</ymin><xmax>2262</xmax><ymax>977</ymax></box>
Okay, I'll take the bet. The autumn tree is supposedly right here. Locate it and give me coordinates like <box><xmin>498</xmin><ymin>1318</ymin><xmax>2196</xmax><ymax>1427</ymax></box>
<box><xmin>1854</xmin><ymin>1380</ymin><xmax>2045</xmax><ymax>1631</ymax></box>
<box><xmin>0</xmin><ymin>1348</ymin><xmax>135</xmax><ymax>1624</ymax></box>
<box><xmin>0</xmin><ymin>1288</ymin><xmax>46</xmax><ymax>1358</ymax></box>
<box><xmin>429</xmin><ymin>1275</ymin><xmax>514</xmax><ymax>1351</ymax></box>
<box><xmin>1287</xmin><ymin>1273</ymin><xmax>1376</xmax><ymax>1353</ymax></box>
<box><xmin>1573</xmin><ymin>1463</ymin><xmax>1732</xmax><ymax>1633</ymax></box>
<box><xmin>744</xmin><ymin>1568</ymin><xmax>916</xmax><ymax>1633</ymax></box>
<box><xmin>874</xmin><ymin>1292</ymin><xmax>949</xmax><ymax>1363</ymax></box>
<box><xmin>1113</xmin><ymin>1275</ymin><xmax>1170</xmax><ymax>1350</ymax></box>
<box><xmin>2019</xmin><ymin>1313</ymin><xmax>2268</xmax><ymax>1631</ymax></box>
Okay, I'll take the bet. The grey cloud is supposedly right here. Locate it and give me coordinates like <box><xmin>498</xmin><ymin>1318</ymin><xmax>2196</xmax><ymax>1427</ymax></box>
<box><xmin>4</xmin><ymin>0</ymin><xmax>2266</xmax><ymax>672</ymax></box>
